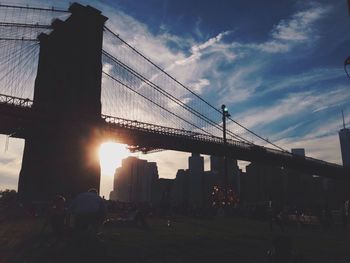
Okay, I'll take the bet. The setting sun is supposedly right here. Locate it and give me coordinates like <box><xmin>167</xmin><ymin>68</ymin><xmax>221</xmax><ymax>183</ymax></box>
<box><xmin>99</xmin><ymin>142</ymin><xmax>130</xmax><ymax>175</ymax></box>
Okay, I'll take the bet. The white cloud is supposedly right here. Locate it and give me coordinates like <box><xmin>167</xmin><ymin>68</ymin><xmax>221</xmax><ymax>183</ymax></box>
<box><xmin>166</xmin><ymin>31</ymin><xmax>237</xmax><ymax>88</ymax></box>
<box><xmin>102</xmin><ymin>63</ymin><xmax>113</xmax><ymax>75</ymax></box>
<box><xmin>252</xmin><ymin>3</ymin><xmax>331</xmax><ymax>53</ymax></box>
<box><xmin>102</xmin><ymin>10</ymin><xmax>188</xmax><ymax>70</ymax></box>
<box><xmin>271</xmin><ymin>5</ymin><xmax>328</xmax><ymax>41</ymax></box>
<box><xmin>254</xmin><ymin>40</ymin><xmax>291</xmax><ymax>53</ymax></box>
<box><xmin>218</xmin><ymin>65</ymin><xmax>262</xmax><ymax>103</ymax></box>
<box><xmin>190</xmin><ymin>31</ymin><xmax>232</xmax><ymax>55</ymax></box>
<box><xmin>188</xmin><ymin>78</ymin><xmax>210</xmax><ymax>94</ymax></box>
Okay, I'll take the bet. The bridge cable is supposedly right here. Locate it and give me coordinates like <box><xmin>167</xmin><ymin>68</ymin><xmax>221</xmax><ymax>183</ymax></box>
<box><xmin>103</xmin><ymin>26</ymin><xmax>287</xmax><ymax>152</ymax></box>
<box><xmin>0</xmin><ymin>22</ymin><xmax>51</xmax><ymax>29</ymax></box>
<box><xmin>102</xmin><ymin>49</ymin><xmax>251</xmax><ymax>143</ymax></box>
<box><xmin>0</xmin><ymin>4</ymin><xmax>68</xmax><ymax>13</ymax></box>
<box><xmin>102</xmin><ymin>70</ymin><xmax>217</xmax><ymax>137</ymax></box>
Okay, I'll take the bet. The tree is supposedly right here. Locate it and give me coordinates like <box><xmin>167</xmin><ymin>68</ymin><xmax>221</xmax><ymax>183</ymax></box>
<box><xmin>0</xmin><ymin>189</ymin><xmax>17</xmax><ymax>204</ymax></box>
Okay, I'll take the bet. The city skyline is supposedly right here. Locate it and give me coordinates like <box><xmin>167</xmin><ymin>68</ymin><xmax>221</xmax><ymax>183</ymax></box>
<box><xmin>1</xmin><ymin>0</ymin><xmax>350</xmax><ymax>198</ymax></box>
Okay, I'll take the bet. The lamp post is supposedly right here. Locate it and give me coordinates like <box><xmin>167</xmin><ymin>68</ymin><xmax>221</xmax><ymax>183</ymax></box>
<box><xmin>222</xmin><ymin>104</ymin><xmax>230</xmax><ymax>205</ymax></box>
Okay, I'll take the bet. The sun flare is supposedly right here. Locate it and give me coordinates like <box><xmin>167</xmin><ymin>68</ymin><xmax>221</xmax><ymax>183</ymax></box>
<box><xmin>99</xmin><ymin>142</ymin><xmax>130</xmax><ymax>175</ymax></box>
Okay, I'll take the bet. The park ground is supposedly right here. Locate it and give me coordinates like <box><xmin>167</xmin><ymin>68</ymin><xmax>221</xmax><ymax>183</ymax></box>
<box><xmin>1</xmin><ymin>214</ymin><xmax>350</xmax><ymax>263</ymax></box>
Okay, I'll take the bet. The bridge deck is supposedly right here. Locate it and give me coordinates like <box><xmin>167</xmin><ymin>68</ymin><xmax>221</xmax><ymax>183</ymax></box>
<box><xmin>0</xmin><ymin>94</ymin><xmax>349</xmax><ymax>179</ymax></box>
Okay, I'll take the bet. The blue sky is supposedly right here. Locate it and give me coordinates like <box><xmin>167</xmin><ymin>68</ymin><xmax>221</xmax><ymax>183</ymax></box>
<box><xmin>1</xmin><ymin>0</ymin><xmax>350</xmax><ymax>197</ymax></box>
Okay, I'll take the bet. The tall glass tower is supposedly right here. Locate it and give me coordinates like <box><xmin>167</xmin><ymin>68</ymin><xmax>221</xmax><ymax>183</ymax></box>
<box><xmin>339</xmin><ymin>111</ymin><xmax>350</xmax><ymax>167</ymax></box>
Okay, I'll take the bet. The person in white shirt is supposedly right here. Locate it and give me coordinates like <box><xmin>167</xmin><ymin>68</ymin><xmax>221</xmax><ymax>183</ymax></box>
<box><xmin>69</xmin><ymin>188</ymin><xmax>106</xmax><ymax>234</ymax></box>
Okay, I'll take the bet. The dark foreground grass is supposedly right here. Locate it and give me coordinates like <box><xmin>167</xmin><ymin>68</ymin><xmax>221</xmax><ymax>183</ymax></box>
<box><xmin>1</xmin><ymin>215</ymin><xmax>349</xmax><ymax>263</ymax></box>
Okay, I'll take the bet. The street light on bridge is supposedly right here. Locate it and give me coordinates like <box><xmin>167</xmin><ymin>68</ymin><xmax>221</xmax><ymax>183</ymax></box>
<box><xmin>222</xmin><ymin>104</ymin><xmax>231</xmax><ymax>205</ymax></box>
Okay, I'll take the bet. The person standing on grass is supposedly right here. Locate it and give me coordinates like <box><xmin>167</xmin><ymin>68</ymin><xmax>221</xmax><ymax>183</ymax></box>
<box><xmin>267</xmin><ymin>200</ymin><xmax>274</xmax><ymax>232</ymax></box>
<box><xmin>343</xmin><ymin>198</ymin><xmax>349</xmax><ymax>231</ymax></box>
<box><xmin>42</xmin><ymin>195</ymin><xmax>67</xmax><ymax>240</ymax></box>
<box><xmin>266</xmin><ymin>235</ymin><xmax>303</xmax><ymax>263</ymax></box>
<box><xmin>69</xmin><ymin>188</ymin><xmax>107</xmax><ymax>235</ymax></box>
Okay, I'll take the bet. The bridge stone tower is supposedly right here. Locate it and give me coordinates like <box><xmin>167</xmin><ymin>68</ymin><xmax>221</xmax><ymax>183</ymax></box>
<box><xmin>18</xmin><ymin>3</ymin><xmax>107</xmax><ymax>202</ymax></box>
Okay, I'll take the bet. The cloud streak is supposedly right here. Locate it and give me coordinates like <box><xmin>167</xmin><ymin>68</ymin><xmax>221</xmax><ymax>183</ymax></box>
<box><xmin>233</xmin><ymin>86</ymin><xmax>350</xmax><ymax>131</ymax></box>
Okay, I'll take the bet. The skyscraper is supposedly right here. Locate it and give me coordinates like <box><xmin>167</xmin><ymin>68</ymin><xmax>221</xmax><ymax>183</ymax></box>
<box><xmin>188</xmin><ymin>153</ymin><xmax>204</xmax><ymax>207</ymax></box>
<box><xmin>291</xmin><ymin>148</ymin><xmax>305</xmax><ymax>157</ymax></box>
<box><xmin>339</xmin><ymin>111</ymin><xmax>350</xmax><ymax>167</ymax></box>
<box><xmin>110</xmin><ymin>157</ymin><xmax>158</xmax><ymax>202</ymax></box>
<box><xmin>210</xmin><ymin>155</ymin><xmax>240</xmax><ymax>191</ymax></box>
<box><xmin>210</xmin><ymin>155</ymin><xmax>223</xmax><ymax>174</ymax></box>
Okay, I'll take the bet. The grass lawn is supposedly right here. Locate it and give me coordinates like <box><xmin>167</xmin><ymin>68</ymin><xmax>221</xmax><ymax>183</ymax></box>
<box><xmin>1</xmin><ymin>215</ymin><xmax>349</xmax><ymax>263</ymax></box>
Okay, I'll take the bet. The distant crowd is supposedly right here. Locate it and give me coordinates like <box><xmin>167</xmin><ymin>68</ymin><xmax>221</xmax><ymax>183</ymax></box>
<box><xmin>1</xmin><ymin>188</ymin><xmax>107</xmax><ymax>241</ymax></box>
<box><xmin>1</xmin><ymin>189</ymin><xmax>349</xmax><ymax>238</ymax></box>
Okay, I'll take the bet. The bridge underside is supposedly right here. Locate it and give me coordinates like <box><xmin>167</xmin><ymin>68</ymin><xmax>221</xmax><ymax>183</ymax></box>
<box><xmin>0</xmin><ymin>102</ymin><xmax>32</xmax><ymax>137</ymax></box>
<box><xmin>102</xmin><ymin>122</ymin><xmax>350</xmax><ymax>180</ymax></box>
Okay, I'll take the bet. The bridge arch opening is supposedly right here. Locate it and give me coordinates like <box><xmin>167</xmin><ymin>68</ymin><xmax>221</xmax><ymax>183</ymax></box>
<box><xmin>0</xmin><ymin>137</ymin><xmax>132</xmax><ymax>200</ymax></box>
<box><xmin>0</xmin><ymin>136</ymin><xmax>25</xmax><ymax>192</ymax></box>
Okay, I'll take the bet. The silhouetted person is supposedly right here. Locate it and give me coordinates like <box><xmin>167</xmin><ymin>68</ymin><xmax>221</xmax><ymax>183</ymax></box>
<box><xmin>69</xmin><ymin>188</ymin><xmax>107</xmax><ymax>235</ymax></box>
<box><xmin>266</xmin><ymin>235</ymin><xmax>302</xmax><ymax>263</ymax></box>
<box><xmin>42</xmin><ymin>195</ymin><xmax>67</xmax><ymax>244</ymax></box>
<box><xmin>274</xmin><ymin>206</ymin><xmax>285</xmax><ymax>233</ymax></box>
<box><xmin>267</xmin><ymin>200</ymin><xmax>274</xmax><ymax>232</ymax></box>
<box><xmin>131</xmin><ymin>208</ymin><xmax>148</xmax><ymax>228</ymax></box>
<box><xmin>343</xmin><ymin>199</ymin><xmax>349</xmax><ymax>231</ymax></box>
<box><xmin>322</xmin><ymin>205</ymin><xmax>332</xmax><ymax>231</ymax></box>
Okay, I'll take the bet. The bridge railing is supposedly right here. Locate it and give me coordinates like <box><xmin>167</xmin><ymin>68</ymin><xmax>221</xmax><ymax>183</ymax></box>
<box><xmin>102</xmin><ymin>114</ymin><xmax>223</xmax><ymax>143</ymax></box>
<box><xmin>303</xmin><ymin>155</ymin><xmax>342</xmax><ymax>168</ymax></box>
<box><xmin>258</xmin><ymin>144</ymin><xmax>343</xmax><ymax>169</ymax></box>
<box><xmin>102</xmin><ymin>114</ymin><xmax>344</xmax><ymax>170</ymax></box>
<box><xmin>0</xmin><ymin>93</ymin><xmax>33</xmax><ymax>107</ymax></box>
<box><xmin>103</xmin><ymin>114</ymin><xmax>270</xmax><ymax>150</ymax></box>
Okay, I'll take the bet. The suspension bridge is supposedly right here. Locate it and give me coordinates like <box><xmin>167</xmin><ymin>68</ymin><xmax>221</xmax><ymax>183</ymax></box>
<box><xmin>0</xmin><ymin>3</ymin><xmax>348</xmax><ymax>201</ymax></box>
